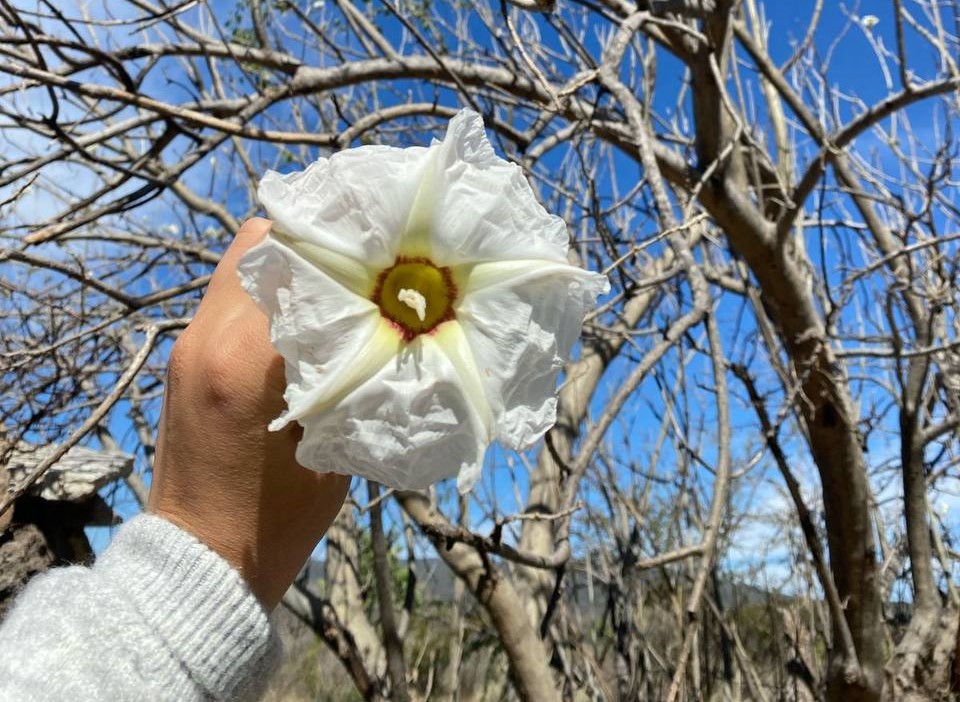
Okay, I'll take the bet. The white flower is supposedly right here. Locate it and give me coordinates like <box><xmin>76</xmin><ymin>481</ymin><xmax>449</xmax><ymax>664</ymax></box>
<box><xmin>861</xmin><ymin>14</ymin><xmax>880</xmax><ymax>29</ymax></box>
<box><xmin>238</xmin><ymin>110</ymin><xmax>608</xmax><ymax>493</ymax></box>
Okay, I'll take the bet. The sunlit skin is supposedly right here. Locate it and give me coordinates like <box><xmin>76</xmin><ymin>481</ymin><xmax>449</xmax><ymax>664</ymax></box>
<box><xmin>149</xmin><ymin>218</ymin><xmax>350</xmax><ymax>609</ymax></box>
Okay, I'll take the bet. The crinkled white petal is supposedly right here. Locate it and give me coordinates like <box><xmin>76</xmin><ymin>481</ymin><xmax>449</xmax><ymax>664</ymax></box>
<box><xmin>291</xmin><ymin>331</ymin><xmax>489</xmax><ymax>492</ymax></box>
<box><xmin>241</xmin><ymin>109</ymin><xmax>610</xmax><ymax>494</ymax></box>
<box><xmin>237</xmin><ymin>236</ymin><xmax>386</xmax><ymax>431</ymax></box>
<box><xmin>270</xmin><ymin>228</ymin><xmax>374</xmax><ymax>298</ymax></box>
<box><xmin>456</xmin><ymin>260</ymin><xmax>610</xmax><ymax>449</ymax></box>
<box><xmin>259</xmin><ymin>144</ymin><xmax>431</xmax><ymax>268</ymax></box>
<box><xmin>405</xmin><ymin>110</ymin><xmax>570</xmax><ymax>265</ymax></box>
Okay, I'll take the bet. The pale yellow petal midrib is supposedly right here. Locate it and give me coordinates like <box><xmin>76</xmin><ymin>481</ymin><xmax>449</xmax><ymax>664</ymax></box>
<box><xmin>452</xmin><ymin>259</ymin><xmax>586</xmax><ymax>297</ymax></box>
<box><xmin>286</xmin><ymin>318</ymin><xmax>400</xmax><ymax>424</ymax></box>
<box><xmin>431</xmin><ymin>321</ymin><xmax>494</xmax><ymax>434</ymax></box>
<box><xmin>271</xmin><ymin>228</ymin><xmax>377</xmax><ymax>297</ymax></box>
<box><xmin>396</xmin><ymin>149</ymin><xmax>440</xmax><ymax>259</ymax></box>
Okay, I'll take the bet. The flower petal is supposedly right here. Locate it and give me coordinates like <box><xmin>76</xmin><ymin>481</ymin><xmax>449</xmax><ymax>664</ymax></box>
<box><xmin>455</xmin><ymin>259</ymin><xmax>597</xmax><ymax>295</ymax></box>
<box><xmin>277</xmin><ymin>318</ymin><xmax>399</xmax><ymax>428</ymax></box>
<box><xmin>290</xmin><ymin>332</ymin><xmax>489</xmax><ymax>492</ymax></box>
<box><xmin>430</xmin><ymin>320</ymin><xmax>492</xmax><ymax>429</ymax></box>
<box><xmin>455</xmin><ymin>262</ymin><xmax>609</xmax><ymax>449</ymax></box>
<box><xmin>237</xmin><ymin>236</ymin><xmax>389</xmax><ymax>430</ymax></box>
<box><xmin>270</xmin><ymin>228</ymin><xmax>374</xmax><ymax>298</ymax></box>
<box><xmin>417</xmin><ymin>110</ymin><xmax>570</xmax><ymax>265</ymax></box>
<box><xmin>259</xmin><ymin>144</ymin><xmax>432</xmax><ymax>268</ymax></box>
<box><xmin>242</xmin><ymin>110</ymin><xmax>610</xmax><ymax>495</ymax></box>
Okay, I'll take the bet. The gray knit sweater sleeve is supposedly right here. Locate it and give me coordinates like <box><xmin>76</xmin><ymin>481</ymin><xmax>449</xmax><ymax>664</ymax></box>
<box><xmin>0</xmin><ymin>514</ymin><xmax>279</xmax><ymax>701</ymax></box>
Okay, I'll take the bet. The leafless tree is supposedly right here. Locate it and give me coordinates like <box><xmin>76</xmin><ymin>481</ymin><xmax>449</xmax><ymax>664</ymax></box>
<box><xmin>2</xmin><ymin>1</ymin><xmax>959</xmax><ymax>700</ymax></box>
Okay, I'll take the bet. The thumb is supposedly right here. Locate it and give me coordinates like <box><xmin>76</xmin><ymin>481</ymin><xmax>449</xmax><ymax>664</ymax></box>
<box><xmin>200</xmin><ymin>217</ymin><xmax>273</xmax><ymax>311</ymax></box>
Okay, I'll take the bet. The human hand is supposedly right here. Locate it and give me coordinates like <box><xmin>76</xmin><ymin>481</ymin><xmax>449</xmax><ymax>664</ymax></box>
<box><xmin>148</xmin><ymin>218</ymin><xmax>350</xmax><ymax>609</ymax></box>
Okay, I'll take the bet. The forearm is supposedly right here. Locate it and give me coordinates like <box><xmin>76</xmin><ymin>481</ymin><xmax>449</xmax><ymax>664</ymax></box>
<box><xmin>0</xmin><ymin>514</ymin><xmax>279</xmax><ymax>702</ymax></box>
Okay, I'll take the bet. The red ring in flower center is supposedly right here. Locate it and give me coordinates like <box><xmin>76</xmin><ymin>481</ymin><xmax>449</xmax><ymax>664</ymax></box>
<box><xmin>371</xmin><ymin>257</ymin><xmax>457</xmax><ymax>341</ymax></box>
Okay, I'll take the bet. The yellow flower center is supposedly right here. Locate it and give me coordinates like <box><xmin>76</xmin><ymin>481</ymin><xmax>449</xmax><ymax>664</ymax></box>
<box><xmin>373</xmin><ymin>257</ymin><xmax>457</xmax><ymax>340</ymax></box>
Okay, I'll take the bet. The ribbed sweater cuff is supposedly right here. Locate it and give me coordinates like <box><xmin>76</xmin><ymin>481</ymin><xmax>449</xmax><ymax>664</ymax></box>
<box><xmin>96</xmin><ymin>514</ymin><xmax>274</xmax><ymax>698</ymax></box>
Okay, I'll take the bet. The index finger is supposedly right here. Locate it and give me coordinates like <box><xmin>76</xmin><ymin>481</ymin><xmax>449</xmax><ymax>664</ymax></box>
<box><xmin>197</xmin><ymin>217</ymin><xmax>272</xmax><ymax>316</ymax></box>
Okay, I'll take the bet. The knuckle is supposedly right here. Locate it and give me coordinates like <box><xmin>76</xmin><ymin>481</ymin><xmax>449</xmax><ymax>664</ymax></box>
<box><xmin>201</xmin><ymin>336</ymin><xmax>245</xmax><ymax>411</ymax></box>
<box><xmin>232</xmin><ymin>218</ymin><xmax>271</xmax><ymax>247</ymax></box>
<box><xmin>166</xmin><ymin>318</ymin><xmax>275</xmax><ymax>418</ymax></box>
<box><xmin>166</xmin><ymin>329</ymin><xmax>196</xmax><ymax>386</ymax></box>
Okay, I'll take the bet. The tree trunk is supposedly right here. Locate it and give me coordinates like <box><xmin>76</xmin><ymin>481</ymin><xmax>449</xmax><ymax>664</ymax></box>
<box><xmin>398</xmin><ymin>491</ymin><xmax>562</xmax><ymax>702</ymax></box>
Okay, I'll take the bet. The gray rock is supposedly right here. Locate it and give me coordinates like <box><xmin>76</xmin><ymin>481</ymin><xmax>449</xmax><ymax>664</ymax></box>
<box><xmin>5</xmin><ymin>443</ymin><xmax>133</xmax><ymax>503</ymax></box>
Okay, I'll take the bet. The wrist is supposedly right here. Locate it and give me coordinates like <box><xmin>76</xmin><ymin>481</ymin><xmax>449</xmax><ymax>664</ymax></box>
<box><xmin>98</xmin><ymin>514</ymin><xmax>276</xmax><ymax>699</ymax></box>
<box><xmin>147</xmin><ymin>459</ymin><xmax>351</xmax><ymax>609</ymax></box>
<box><xmin>148</xmin><ymin>502</ymin><xmax>263</xmax><ymax>600</ymax></box>
<box><xmin>149</xmin><ymin>499</ymin><xmax>320</xmax><ymax>609</ymax></box>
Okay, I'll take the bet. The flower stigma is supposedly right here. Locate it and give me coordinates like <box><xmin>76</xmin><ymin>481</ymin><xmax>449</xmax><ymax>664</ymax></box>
<box><xmin>397</xmin><ymin>288</ymin><xmax>427</xmax><ymax>321</ymax></box>
<box><xmin>373</xmin><ymin>257</ymin><xmax>457</xmax><ymax>341</ymax></box>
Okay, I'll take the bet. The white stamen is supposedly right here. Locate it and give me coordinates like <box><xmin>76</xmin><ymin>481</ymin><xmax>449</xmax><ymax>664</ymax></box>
<box><xmin>398</xmin><ymin>288</ymin><xmax>427</xmax><ymax>322</ymax></box>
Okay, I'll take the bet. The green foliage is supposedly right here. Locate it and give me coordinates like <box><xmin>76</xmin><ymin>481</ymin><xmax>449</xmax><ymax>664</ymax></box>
<box><xmin>229</xmin><ymin>26</ymin><xmax>258</xmax><ymax>48</ymax></box>
<box><xmin>221</xmin><ymin>2</ymin><xmax>274</xmax><ymax>84</ymax></box>
<box><xmin>356</xmin><ymin>526</ymin><xmax>413</xmax><ymax>617</ymax></box>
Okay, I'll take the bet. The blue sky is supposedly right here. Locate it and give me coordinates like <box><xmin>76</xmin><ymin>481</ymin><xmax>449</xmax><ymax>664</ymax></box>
<box><xmin>5</xmin><ymin>1</ymin><xmax>956</xmax><ymax>595</ymax></box>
